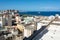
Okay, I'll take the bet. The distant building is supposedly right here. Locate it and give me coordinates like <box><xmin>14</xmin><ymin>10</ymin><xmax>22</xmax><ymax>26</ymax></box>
<box><xmin>2</xmin><ymin>12</ymin><xmax>12</xmax><ymax>26</ymax></box>
<box><xmin>49</xmin><ymin>15</ymin><xmax>55</xmax><ymax>20</ymax></box>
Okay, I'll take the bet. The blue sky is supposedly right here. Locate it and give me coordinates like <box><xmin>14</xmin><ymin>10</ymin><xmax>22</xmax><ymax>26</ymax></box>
<box><xmin>0</xmin><ymin>0</ymin><xmax>60</xmax><ymax>11</ymax></box>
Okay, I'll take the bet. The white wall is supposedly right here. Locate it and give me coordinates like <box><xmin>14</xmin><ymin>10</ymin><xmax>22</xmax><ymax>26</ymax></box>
<box><xmin>0</xmin><ymin>17</ymin><xmax>3</xmax><ymax>27</ymax></box>
<box><xmin>24</xmin><ymin>29</ymin><xmax>32</xmax><ymax>38</ymax></box>
<box><xmin>37</xmin><ymin>23</ymin><xmax>42</xmax><ymax>30</ymax></box>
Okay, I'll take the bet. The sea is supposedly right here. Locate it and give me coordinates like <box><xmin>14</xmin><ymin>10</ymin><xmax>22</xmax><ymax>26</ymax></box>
<box><xmin>19</xmin><ymin>11</ymin><xmax>60</xmax><ymax>16</ymax></box>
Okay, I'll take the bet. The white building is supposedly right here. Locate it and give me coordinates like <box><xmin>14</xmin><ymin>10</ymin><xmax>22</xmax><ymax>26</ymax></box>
<box><xmin>40</xmin><ymin>25</ymin><xmax>60</xmax><ymax>40</ymax></box>
<box><xmin>0</xmin><ymin>17</ymin><xmax>3</xmax><ymax>27</ymax></box>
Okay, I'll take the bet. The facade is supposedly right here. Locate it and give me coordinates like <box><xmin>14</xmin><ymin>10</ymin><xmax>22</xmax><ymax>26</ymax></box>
<box><xmin>3</xmin><ymin>13</ymin><xmax>12</xmax><ymax>26</ymax></box>
<box><xmin>0</xmin><ymin>15</ymin><xmax>3</xmax><ymax>27</ymax></box>
<box><xmin>24</xmin><ymin>26</ymin><xmax>35</xmax><ymax>38</ymax></box>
